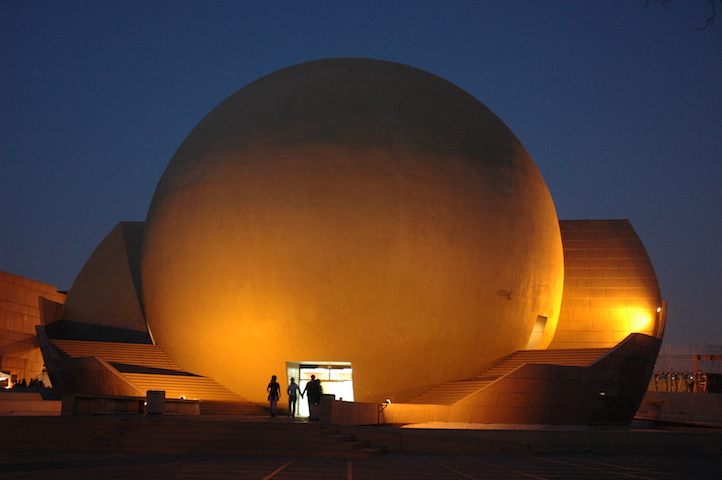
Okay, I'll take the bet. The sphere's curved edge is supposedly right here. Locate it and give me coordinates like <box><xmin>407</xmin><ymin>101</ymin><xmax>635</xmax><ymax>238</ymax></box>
<box><xmin>140</xmin><ymin>58</ymin><xmax>564</xmax><ymax>404</ymax></box>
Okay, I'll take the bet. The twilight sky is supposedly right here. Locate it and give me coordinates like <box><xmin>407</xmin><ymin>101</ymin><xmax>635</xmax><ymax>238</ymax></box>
<box><xmin>2</xmin><ymin>1</ymin><xmax>720</xmax><ymax>345</ymax></box>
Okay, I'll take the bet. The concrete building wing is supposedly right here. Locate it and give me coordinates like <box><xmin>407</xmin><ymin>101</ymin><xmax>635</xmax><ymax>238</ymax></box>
<box><xmin>0</xmin><ymin>271</ymin><xmax>65</xmax><ymax>384</ymax></box>
<box><xmin>2</xmin><ymin>59</ymin><xmax>668</xmax><ymax>427</ymax></box>
<box><xmin>59</xmin><ymin>222</ymin><xmax>149</xmax><ymax>343</ymax></box>
<box><xmin>551</xmin><ymin>219</ymin><xmax>663</xmax><ymax>349</ymax></box>
<box><xmin>28</xmin><ymin>217</ymin><xmax>665</xmax><ymax>425</ymax></box>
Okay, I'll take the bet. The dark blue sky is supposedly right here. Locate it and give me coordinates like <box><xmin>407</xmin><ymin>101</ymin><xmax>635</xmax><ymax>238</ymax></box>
<box><xmin>2</xmin><ymin>1</ymin><xmax>720</xmax><ymax>345</ymax></box>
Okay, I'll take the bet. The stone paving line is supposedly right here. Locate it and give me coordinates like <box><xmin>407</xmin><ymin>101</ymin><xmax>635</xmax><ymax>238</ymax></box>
<box><xmin>1</xmin><ymin>451</ymin><xmax>720</xmax><ymax>479</ymax></box>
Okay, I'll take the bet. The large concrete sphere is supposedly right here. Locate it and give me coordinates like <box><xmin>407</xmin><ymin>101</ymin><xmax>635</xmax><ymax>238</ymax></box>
<box><xmin>141</xmin><ymin>58</ymin><xmax>564</xmax><ymax>404</ymax></box>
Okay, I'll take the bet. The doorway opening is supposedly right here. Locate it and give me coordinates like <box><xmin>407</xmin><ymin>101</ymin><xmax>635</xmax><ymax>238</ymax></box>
<box><xmin>526</xmin><ymin>315</ymin><xmax>548</xmax><ymax>349</ymax></box>
<box><xmin>285</xmin><ymin>361</ymin><xmax>353</xmax><ymax>418</ymax></box>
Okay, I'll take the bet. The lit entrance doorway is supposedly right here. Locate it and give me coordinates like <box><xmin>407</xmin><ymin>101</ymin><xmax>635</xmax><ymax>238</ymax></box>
<box><xmin>286</xmin><ymin>362</ymin><xmax>353</xmax><ymax>418</ymax></box>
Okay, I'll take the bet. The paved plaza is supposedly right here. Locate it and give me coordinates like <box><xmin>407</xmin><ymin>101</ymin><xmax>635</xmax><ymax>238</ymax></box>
<box><xmin>1</xmin><ymin>450</ymin><xmax>720</xmax><ymax>479</ymax></box>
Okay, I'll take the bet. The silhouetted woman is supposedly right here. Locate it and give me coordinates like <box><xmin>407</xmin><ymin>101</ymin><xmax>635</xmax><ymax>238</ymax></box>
<box><xmin>267</xmin><ymin>375</ymin><xmax>281</xmax><ymax>417</ymax></box>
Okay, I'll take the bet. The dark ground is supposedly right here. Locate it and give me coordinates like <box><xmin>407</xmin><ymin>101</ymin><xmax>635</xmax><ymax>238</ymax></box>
<box><xmin>1</xmin><ymin>450</ymin><xmax>720</xmax><ymax>479</ymax></box>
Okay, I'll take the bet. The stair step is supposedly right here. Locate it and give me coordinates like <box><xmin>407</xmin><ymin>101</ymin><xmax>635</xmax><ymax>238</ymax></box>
<box><xmin>198</xmin><ymin>400</ymin><xmax>266</xmax><ymax>415</ymax></box>
<box><xmin>49</xmin><ymin>339</ymin><xmax>255</xmax><ymax>412</ymax></box>
<box><xmin>410</xmin><ymin>347</ymin><xmax>610</xmax><ymax>405</ymax></box>
<box><xmin>0</xmin><ymin>417</ymin><xmax>385</xmax><ymax>458</ymax></box>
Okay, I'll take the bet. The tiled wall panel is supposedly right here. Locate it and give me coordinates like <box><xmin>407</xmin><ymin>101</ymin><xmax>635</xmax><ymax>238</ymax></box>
<box><xmin>0</xmin><ymin>271</ymin><xmax>65</xmax><ymax>382</ymax></box>
<box><xmin>550</xmin><ymin>220</ymin><xmax>663</xmax><ymax>349</ymax></box>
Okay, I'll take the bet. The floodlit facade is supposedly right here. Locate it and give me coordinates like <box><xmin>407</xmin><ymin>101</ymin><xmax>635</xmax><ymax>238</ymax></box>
<box><xmin>6</xmin><ymin>59</ymin><xmax>666</xmax><ymax>425</ymax></box>
<box><xmin>0</xmin><ymin>272</ymin><xmax>65</xmax><ymax>385</ymax></box>
<box><xmin>141</xmin><ymin>58</ymin><xmax>565</xmax><ymax>405</ymax></box>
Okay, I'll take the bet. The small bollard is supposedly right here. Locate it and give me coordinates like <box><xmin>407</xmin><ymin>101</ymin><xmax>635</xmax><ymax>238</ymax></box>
<box><xmin>146</xmin><ymin>390</ymin><xmax>166</xmax><ymax>414</ymax></box>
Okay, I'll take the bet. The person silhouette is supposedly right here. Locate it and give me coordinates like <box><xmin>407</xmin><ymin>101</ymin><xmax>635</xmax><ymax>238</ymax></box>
<box><xmin>287</xmin><ymin>377</ymin><xmax>301</xmax><ymax>417</ymax></box>
<box><xmin>267</xmin><ymin>375</ymin><xmax>281</xmax><ymax>417</ymax></box>
<box><xmin>302</xmin><ymin>374</ymin><xmax>322</xmax><ymax>414</ymax></box>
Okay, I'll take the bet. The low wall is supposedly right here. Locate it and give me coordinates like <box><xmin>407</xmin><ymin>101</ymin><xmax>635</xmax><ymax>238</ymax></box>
<box><xmin>329</xmin><ymin>399</ymin><xmax>381</xmax><ymax>425</ymax></box>
<box><xmin>0</xmin><ymin>392</ymin><xmax>61</xmax><ymax>416</ymax></box>
<box><xmin>319</xmin><ymin>397</ymin><xmax>454</xmax><ymax>426</ymax></box>
<box><xmin>380</xmin><ymin>403</ymin><xmax>452</xmax><ymax>424</ymax></box>
<box><xmin>334</xmin><ymin>423</ymin><xmax>722</xmax><ymax>455</ymax></box>
<box><xmin>62</xmin><ymin>394</ymin><xmax>201</xmax><ymax>416</ymax></box>
<box><xmin>637</xmin><ymin>391</ymin><xmax>722</xmax><ymax>423</ymax></box>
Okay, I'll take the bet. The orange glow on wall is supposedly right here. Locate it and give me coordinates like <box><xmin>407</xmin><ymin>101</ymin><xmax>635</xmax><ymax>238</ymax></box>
<box><xmin>140</xmin><ymin>59</ymin><xmax>565</xmax><ymax>404</ymax></box>
<box><xmin>626</xmin><ymin>310</ymin><xmax>655</xmax><ymax>333</ymax></box>
<box><xmin>550</xmin><ymin>220</ymin><xmax>664</xmax><ymax>349</ymax></box>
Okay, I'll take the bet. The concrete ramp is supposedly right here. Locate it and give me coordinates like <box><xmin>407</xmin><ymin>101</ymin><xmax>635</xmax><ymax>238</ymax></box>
<box><xmin>410</xmin><ymin>347</ymin><xmax>610</xmax><ymax>405</ymax></box>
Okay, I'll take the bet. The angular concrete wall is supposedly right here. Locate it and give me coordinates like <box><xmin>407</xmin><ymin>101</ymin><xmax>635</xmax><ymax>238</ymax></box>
<box><xmin>0</xmin><ymin>271</ymin><xmax>65</xmax><ymax>382</ymax></box>
<box><xmin>62</xmin><ymin>222</ymin><xmax>148</xmax><ymax>338</ymax></box>
<box><xmin>36</xmin><ymin>326</ymin><xmax>144</xmax><ymax>398</ymax></box>
<box><xmin>377</xmin><ymin>333</ymin><xmax>661</xmax><ymax>426</ymax></box>
<box><xmin>550</xmin><ymin>220</ymin><xmax>663</xmax><ymax>349</ymax></box>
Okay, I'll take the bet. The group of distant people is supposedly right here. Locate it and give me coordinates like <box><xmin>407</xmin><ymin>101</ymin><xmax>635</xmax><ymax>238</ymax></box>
<box><xmin>11</xmin><ymin>378</ymin><xmax>46</xmax><ymax>389</ymax></box>
<box><xmin>266</xmin><ymin>374</ymin><xmax>323</xmax><ymax>417</ymax></box>
<box><xmin>652</xmin><ymin>371</ymin><xmax>710</xmax><ymax>393</ymax></box>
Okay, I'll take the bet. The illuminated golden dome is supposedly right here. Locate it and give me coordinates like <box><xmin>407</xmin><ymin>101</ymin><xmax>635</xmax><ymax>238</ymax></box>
<box><xmin>141</xmin><ymin>58</ymin><xmax>564</xmax><ymax>403</ymax></box>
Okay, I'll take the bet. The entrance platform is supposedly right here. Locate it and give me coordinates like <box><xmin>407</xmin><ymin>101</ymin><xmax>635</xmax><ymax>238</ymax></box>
<box><xmin>0</xmin><ymin>414</ymin><xmax>720</xmax><ymax>478</ymax></box>
<box><xmin>1</xmin><ymin>446</ymin><xmax>720</xmax><ymax>479</ymax></box>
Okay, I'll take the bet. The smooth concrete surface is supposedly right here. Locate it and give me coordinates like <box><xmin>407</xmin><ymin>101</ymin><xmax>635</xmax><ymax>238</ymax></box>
<box><xmin>141</xmin><ymin>58</ymin><xmax>565</xmax><ymax>405</ymax></box>
<box><xmin>0</xmin><ymin>392</ymin><xmax>60</xmax><ymax>416</ymax></box>
<box><xmin>62</xmin><ymin>222</ymin><xmax>148</xmax><ymax>335</ymax></box>
<box><xmin>447</xmin><ymin>333</ymin><xmax>659</xmax><ymax>425</ymax></box>
<box><xmin>331</xmin><ymin>334</ymin><xmax>659</xmax><ymax>427</ymax></box>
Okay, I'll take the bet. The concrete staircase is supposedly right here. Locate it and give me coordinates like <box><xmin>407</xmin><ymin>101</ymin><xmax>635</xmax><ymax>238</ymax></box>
<box><xmin>410</xmin><ymin>347</ymin><xmax>610</xmax><ymax>405</ymax></box>
<box><xmin>50</xmin><ymin>339</ymin><xmax>265</xmax><ymax>415</ymax></box>
<box><xmin>0</xmin><ymin>416</ymin><xmax>386</xmax><ymax>458</ymax></box>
